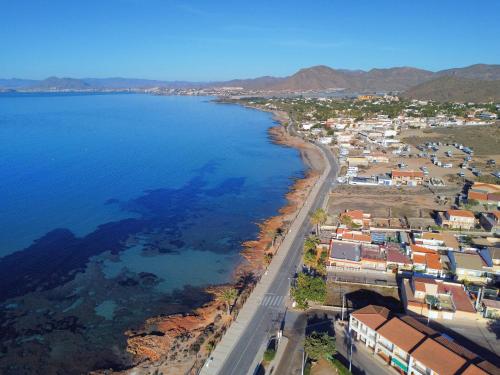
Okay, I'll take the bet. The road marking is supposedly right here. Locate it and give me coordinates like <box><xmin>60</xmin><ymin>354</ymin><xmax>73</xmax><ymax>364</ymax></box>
<box><xmin>261</xmin><ymin>294</ymin><xmax>284</xmax><ymax>307</ymax></box>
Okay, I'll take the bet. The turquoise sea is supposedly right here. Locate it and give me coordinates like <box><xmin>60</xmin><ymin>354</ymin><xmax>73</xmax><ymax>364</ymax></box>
<box><xmin>0</xmin><ymin>93</ymin><xmax>305</xmax><ymax>374</ymax></box>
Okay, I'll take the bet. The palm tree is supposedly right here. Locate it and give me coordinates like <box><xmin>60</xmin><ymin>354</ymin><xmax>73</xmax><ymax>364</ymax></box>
<box><xmin>311</xmin><ymin>208</ymin><xmax>327</xmax><ymax>235</ymax></box>
<box><xmin>220</xmin><ymin>287</ymin><xmax>238</xmax><ymax>316</ymax></box>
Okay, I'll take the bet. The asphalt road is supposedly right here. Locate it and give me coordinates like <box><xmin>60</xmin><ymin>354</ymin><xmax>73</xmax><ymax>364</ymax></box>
<box><xmin>217</xmin><ymin>141</ymin><xmax>338</xmax><ymax>375</ymax></box>
<box><xmin>334</xmin><ymin>322</ymin><xmax>396</xmax><ymax>375</ymax></box>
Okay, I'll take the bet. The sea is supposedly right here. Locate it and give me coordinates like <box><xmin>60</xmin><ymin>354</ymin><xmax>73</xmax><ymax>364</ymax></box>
<box><xmin>0</xmin><ymin>93</ymin><xmax>305</xmax><ymax>374</ymax></box>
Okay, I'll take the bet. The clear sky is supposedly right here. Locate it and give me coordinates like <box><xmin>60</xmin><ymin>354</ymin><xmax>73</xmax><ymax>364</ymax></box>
<box><xmin>1</xmin><ymin>0</ymin><xmax>499</xmax><ymax>81</ymax></box>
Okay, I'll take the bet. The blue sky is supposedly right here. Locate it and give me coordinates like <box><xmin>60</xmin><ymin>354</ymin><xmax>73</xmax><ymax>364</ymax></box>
<box><xmin>1</xmin><ymin>0</ymin><xmax>499</xmax><ymax>81</ymax></box>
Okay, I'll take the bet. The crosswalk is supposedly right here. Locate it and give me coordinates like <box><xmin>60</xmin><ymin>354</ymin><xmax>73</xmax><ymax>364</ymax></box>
<box><xmin>260</xmin><ymin>294</ymin><xmax>285</xmax><ymax>307</ymax></box>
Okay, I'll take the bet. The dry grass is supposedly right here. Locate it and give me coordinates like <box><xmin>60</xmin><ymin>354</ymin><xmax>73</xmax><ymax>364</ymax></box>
<box><xmin>402</xmin><ymin>124</ymin><xmax>500</xmax><ymax>155</ymax></box>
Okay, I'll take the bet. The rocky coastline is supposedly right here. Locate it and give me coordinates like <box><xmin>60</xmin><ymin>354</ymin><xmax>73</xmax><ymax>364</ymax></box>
<box><xmin>98</xmin><ymin>106</ymin><xmax>326</xmax><ymax>375</ymax></box>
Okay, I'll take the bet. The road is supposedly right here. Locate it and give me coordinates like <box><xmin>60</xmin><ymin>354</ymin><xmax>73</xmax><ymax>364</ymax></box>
<box><xmin>334</xmin><ymin>322</ymin><xmax>396</xmax><ymax>375</ymax></box>
<box><xmin>201</xmin><ymin>128</ymin><xmax>338</xmax><ymax>375</ymax></box>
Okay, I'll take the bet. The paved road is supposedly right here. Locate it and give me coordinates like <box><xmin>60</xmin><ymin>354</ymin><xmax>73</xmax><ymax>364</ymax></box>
<box><xmin>218</xmin><ymin>144</ymin><xmax>338</xmax><ymax>375</ymax></box>
<box><xmin>334</xmin><ymin>322</ymin><xmax>396</xmax><ymax>375</ymax></box>
<box><xmin>201</xmin><ymin>130</ymin><xmax>338</xmax><ymax>375</ymax></box>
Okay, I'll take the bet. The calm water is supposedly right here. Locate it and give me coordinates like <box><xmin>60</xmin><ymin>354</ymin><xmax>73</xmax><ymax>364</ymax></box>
<box><xmin>0</xmin><ymin>93</ymin><xmax>305</xmax><ymax>374</ymax></box>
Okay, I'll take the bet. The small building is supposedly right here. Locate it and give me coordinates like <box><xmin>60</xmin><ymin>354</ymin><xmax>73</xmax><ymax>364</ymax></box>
<box><xmin>411</xmin><ymin>245</ymin><xmax>445</xmax><ymax>277</ymax></box>
<box><xmin>329</xmin><ymin>240</ymin><xmax>361</xmax><ymax>269</ymax></box>
<box><xmin>402</xmin><ymin>277</ymin><xmax>476</xmax><ymax>320</ymax></box>
<box><xmin>480</xmin><ymin>211</ymin><xmax>500</xmax><ymax>235</ymax></box>
<box><xmin>347</xmin><ymin>156</ymin><xmax>369</xmax><ymax>167</ymax></box>
<box><xmin>391</xmin><ymin>170</ymin><xmax>424</xmax><ymax>186</ymax></box>
<box><xmin>450</xmin><ymin>252</ymin><xmax>489</xmax><ymax>284</ymax></box>
<box><xmin>481</xmin><ymin>299</ymin><xmax>500</xmax><ymax>319</ymax></box>
<box><xmin>437</xmin><ymin>209</ymin><xmax>476</xmax><ymax>230</ymax></box>
<box><xmin>468</xmin><ymin>182</ymin><xmax>500</xmax><ymax>207</ymax></box>
<box><xmin>386</xmin><ymin>248</ymin><xmax>412</xmax><ymax>271</ymax></box>
<box><xmin>339</xmin><ymin>210</ymin><xmax>371</xmax><ymax>228</ymax></box>
<box><xmin>360</xmin><ymin>244</ymin><xmax>387</xmax><ymax>271</ymax></box>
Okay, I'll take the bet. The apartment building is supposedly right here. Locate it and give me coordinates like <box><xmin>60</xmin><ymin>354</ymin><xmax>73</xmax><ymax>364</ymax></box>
<box><xmin>349</xmin><ymin>305</ymin><xmax>497</xmax><ymax>375</ymax></box>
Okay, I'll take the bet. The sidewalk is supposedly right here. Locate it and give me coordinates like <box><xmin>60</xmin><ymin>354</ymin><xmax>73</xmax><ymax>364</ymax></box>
<box><xmin>200</xmin><ymin>145</ymin><xmax>332</xmax><ymax>375</ymax></box>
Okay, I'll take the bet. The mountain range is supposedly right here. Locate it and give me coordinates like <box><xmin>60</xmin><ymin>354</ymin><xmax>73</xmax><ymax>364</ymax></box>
<box><xmin>1</xmin><ymin>64</ymin><xmax>499</xmax><ymax>102</ymax></box>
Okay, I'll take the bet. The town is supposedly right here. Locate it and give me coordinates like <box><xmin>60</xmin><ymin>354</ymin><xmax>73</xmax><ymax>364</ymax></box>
<box><xmin>202</xmin><ymin>95</ymin><xmax>500</xmax><ymax>375</ymax></box>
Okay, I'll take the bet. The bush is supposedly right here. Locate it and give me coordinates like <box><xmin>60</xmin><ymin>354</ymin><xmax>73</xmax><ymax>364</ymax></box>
<box><xmin>327</xmin><ymin>356</ymin><xmax>352</xmax><ymax>375</ymax></box>
<box><xmin>291</xmin><ymin>273</ymin><xmax>326</xmax><ymax>309</ymax></box>
<box><xmin>304</xmin><ymin>332</ymin><xmax>336</xmax><ymax>361</ymax></box>
<box><xmin>263</xmin><ymin>348</ymin><xmax>276</xmax><ymax>362</ymax></box>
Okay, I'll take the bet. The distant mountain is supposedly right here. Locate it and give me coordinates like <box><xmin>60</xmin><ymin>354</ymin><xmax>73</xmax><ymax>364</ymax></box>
<box><xmin>1</xmin><ymin>64</ymin><xmax>499</xmax><ymax>94</ymax></box>
<box><xmin>32</xmin><ymin>77</ymin><xmax>92</xmax><ymax>90</ymax></box>
<box><xmin>0</xmin><ymin>78</ymin><xmax>39</xmax><ymax>89</ymax></box>
<box><xmin>401</xmin><ymin>76</ymin><xmax>500</xmax><ymax>102</ymax></box>
<box><xmin>213</xmin><ymin>76</ymin><xmax>285</xmax><ymax>90</ymax></box>
<box><xmin>436</xmin><ymin>64</ymin><xmax>500</xmax><ymax>81</ymax></box>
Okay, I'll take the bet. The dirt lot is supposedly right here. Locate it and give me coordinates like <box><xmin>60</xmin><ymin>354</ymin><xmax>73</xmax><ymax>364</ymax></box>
<box><xmin>326</xmin><ymin>280</ymin><xmax>401</xmax><ymax>311</ymax></box>
<box><xmin>401</xmin><ymin>124</ymin><xmax>500</xmax><ymax>156</ymax></box>
<box><xmin>327</xmin><ymin>185</ymin><xmax>453</xmax><ymax>221</ymax></box>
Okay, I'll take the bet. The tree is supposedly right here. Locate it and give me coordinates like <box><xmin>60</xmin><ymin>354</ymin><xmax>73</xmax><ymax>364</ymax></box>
<box><xmin>220</xmin><ymin>287</ymin><xmax>238</xmax><ymax>315</ymax></box>
<box><xmin>311</xmin><ymin>208</ymin><xmax>327</xmax><ymax>235</ymax></box>
<box><xmin>303</xmin><ymin>248</ymin><xmax>317</xmax><ymax>270</ymax></box>
<box><xmin>291</xmin><ymin>273</ymin><xmax>326</xmax><ymax>309</ymax></box>
<box><xmin>304</xmin><ymin>235</ymin><xmax>320</xmax><ymax>252</ymax></box>
<box><xmin>304</xmin><ymin>332</ymin><xmax>336</xmax><ymax>361</ymax></box>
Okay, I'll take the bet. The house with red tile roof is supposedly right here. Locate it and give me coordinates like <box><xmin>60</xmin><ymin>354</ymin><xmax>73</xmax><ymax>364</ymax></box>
<box><xmin>468</xmin><ymin>182</ymin><xmax>500</xmax><ymax>207</ymax></box>
<box><xmin>402</xmin><ymin>277</ymin><xmax>476</xmax><ymax>320</ymax></box>
<box><xmin>410</xmin><ymin>246</ymin><xmax>445</xmax><ymax>277</ymax></box>
<box><xmin>339</xmin><ymin>209</ymin><xmax>371</xmax><ymax>228</ymax></box>
<box><xmin>386</xmin><ymin>248</ymin><xmax>412</xmax><ymax>271</ymax></box>
<box><xmin>437</xmin><ymin>209</ymin><xmax>476</xmax><ymax>230</ymax></box>
<box><xmin>349</xmin><ymin>305</ymin><xmax>498</xmax><ymax>375</ymax></box>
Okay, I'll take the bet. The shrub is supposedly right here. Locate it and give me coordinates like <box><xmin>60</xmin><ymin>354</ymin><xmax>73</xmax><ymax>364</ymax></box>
<box><xmin>263</xmin><ymin>348</ymin><xmax>276</xmax><ymax>362</ymax></box>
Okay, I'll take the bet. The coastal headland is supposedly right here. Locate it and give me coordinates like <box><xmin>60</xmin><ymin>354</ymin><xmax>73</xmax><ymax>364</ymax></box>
<box><xmin>99</xmin><ymin>105</ymin><xmax>327</xmax><ymax>375</ymax></box>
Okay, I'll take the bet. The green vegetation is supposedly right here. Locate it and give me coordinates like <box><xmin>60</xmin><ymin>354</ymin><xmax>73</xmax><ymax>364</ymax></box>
<box><xmin>291</xmin><ymin>273</ymin><xmax>326</xmax><ymax>309</ymax></box>
<box><xmin>220</xmin><ymin>287</ymin><xmax>238</xmax><ymax>315</ymax></box>
<box><xmin>304</xmin><ymin>332</ymin><xmax>336</xmax><ymax>361</ymax></box>
<box><xmin>339</xmin><ymin>215</ymin><xmax>361</xmax><ymax>229</ymax></box>
<box><xmin>311</xmin><ymin>208</ymin><xmax>327</xmax><ymax>235</ymax></box>
<box><xmin>263</xmin><ymin>348</ymin><xmax>276</xmax><ymax>362</ymax></box>
<box><xmin>327</xmin><ymin>356</ymin><xmax>352</xmax><ymax>375</ymax></box>
<box><xmin>477</xmin><ymin>175</ymin><xmax>500</xmax><ymax>185</ymax></box>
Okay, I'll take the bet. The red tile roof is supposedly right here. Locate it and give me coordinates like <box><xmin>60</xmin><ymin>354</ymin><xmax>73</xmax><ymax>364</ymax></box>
<box><xmin>426</xmin><ymin>253</ymin><xmax>442</xmax><ymax>270</ymax></box>
<box><xmin>386</xmin><ymin>248</ymin><xmax>411</xmax><ymax>264</ymax></box>
<box><xmin>448</xmin><ymin>209</ymin><xmax>475</xmax><ymax>218</ymax></box>
<box><xmin>342</xmin><ymin>210</ymin><xmax>365</xmax><ymax>220</ymax></box>
<box><xmin>376</xmin><ymin>317</ymin><xmax>425</xmax><ymax>353</ymax></box>
<box><xmin>351</xmin><ymin>305</ymin><xmax>390</xmax><ymax>330</ymax></box>
<box><xmin>411</xmin><ymin>338</ymin><xmax>467</xmax><ymax>375</ymax></box>
<box><xmin>412</xmin><ymin>253</ymin><xmax>426</xmax><ymax>265</ymax></box>
<box><xmin>411</xmin><ymin>244</ymin><xmax>437</xmax><ymax>254</ymax></box>
<box><xmin>437</xmin><ymin>283</ymin><xmax>475</xmax><ymax>313</ymax></box>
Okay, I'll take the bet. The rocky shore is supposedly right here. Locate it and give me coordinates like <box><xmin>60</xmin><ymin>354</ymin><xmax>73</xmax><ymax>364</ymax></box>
<box><xmin>97</xmin><ymin>107</ymin><xmax>325</xmax><ymax>375</ymax></box>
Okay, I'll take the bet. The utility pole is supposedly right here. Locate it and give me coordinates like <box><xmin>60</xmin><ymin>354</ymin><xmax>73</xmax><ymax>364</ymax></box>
<box><xmin>475</xmin><ymin>286</ymin><xmax>483</xmax><ymax>310</ymax></box>
<box><xmin>427</xmin><ymin>302</ymin><xmax>432</xmax><ymax>326</ymax></box>
<box><xmin>301</xmin><ymin>349</ymin><xmax>305</xmax><ymax>375</ymax></box>
<box><xmin>341</xmin><ymin>294</ymin><xmax>345</xmax><ymax>321</ymax></box>
<box><xmin>347</xmin><ymin>318</ymin><xmax>353</xmax><ymax>373</ymax></box>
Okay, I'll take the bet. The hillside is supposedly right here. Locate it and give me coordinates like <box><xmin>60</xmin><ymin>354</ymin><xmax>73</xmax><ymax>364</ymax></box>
<box><xmin>436</xmin><ymin>63</ymin><xmax>500</xmax><ymax>80</ymax></box>
<box><xmin>401</xmin><ymin>76</ymin><xmax>500</xmax><ymax>102</ymax></box>
<box><xmin>1</xmin><ymin>63</ymin><xmax>499</xmax><ymax>93</ymax></box>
